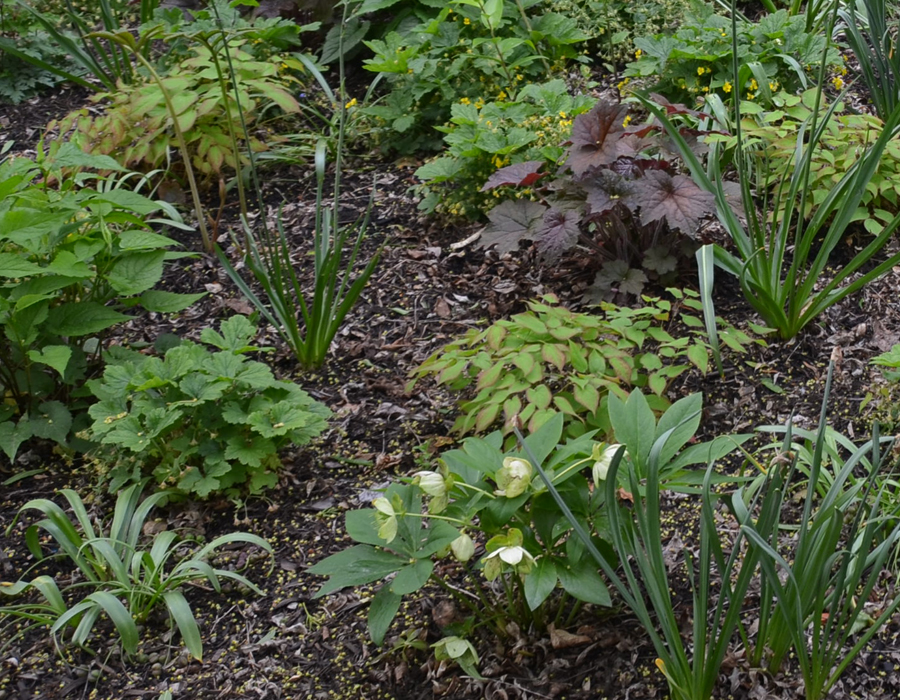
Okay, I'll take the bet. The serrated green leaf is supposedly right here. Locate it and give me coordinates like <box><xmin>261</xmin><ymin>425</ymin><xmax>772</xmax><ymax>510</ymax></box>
<box><xmin>138</xmin><ymin>290</ymin><xmax>205</xmax><ymax>313</ymax></box>
<box><xmin>108</xmin><ymin>251</ymin><xmax>166</xmax><ymax>296</ymax></box>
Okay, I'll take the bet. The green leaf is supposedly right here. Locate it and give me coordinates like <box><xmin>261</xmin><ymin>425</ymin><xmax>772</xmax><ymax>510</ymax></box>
<box><xmin>368</xmin><ymin>585</ymin><xmax>402</xmax><ymax>646</ymax></box>
<box><xmin>390</xmin><ymin>559</ymin><xmax>433</xmax><ymax>596</ymax></box>
<box><xmin>525</xmin><ymin>384</ymin><xmax>552</xmax><ymax>410</ymax></box>
<box><xmin>0</xmin><ymin>419</ymin><xmax>33</xmax><ymax>462</ymax></box>
<box><xmin>557</xmin><ymin>559</ymin><xmax>610</xmax><ymax>606</ymax></box>
<box><xmin>654</xmin><ymin>394</ymin><xmax>702</xmax><ymax>468</ymax></box>
<box><xmin>163</xmin><ymin>590</ymin><xmax>203</xmax><ymax>660</ymax></box>
<box><xmin>108</xmin><ymin>251</ymin><xmax>166</xmax><ymax>296</ymax></box>
<box><xmin>308</xmin><ymin>545</ymin><xmax>407</xmax><ymax>598</ymax></box>
<box><xmin>138</xmin><ymin>290</ymin><xmax>205</xmax><ymax>313</ymax></box>
<box><xmin>686</xmin><ymin>343</ymin><xmax>709</xmax><ymax>374</ymax></box>
<box><xmin>345</xmin><ymin>509</ymin><xmax>385</xmax><ymax>546</ymax></box>
<box><xmin>30</xmin><ymin>401</ymin><xmax>72</xmax><ymax>444</ymax></box>
<box><xmin>47</xmin><ymin>302</ymin><xmax>130</xmax><ymax>336</ymax></box>
<box><xmin>27</xmin><ymin>345</ymin><xmax>72</xmax><ymax>377</ymax></box>
<box><xmin>608</xmin><ymin>391</ymin><xmax>656</xmax><ymax>471</ymax></box>
<box><xmin>0</xmin><ymin>253</ymin><xmax>44</xmax><ymax>277</ymax></box>
<box><xmin>200</xmin><ymin>315</ymin><xmax>258</xmax><ymax>353</ymax></box>
<box><xmin>524</xmin><ymin>557</ymin><xmax>557</xmax><ymax>610</ymax></box>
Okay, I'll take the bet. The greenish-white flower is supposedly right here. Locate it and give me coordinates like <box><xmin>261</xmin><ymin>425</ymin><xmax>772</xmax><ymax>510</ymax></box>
<box><xmin>450</xmin><ymin>533</ymin><xmax>475</xmax><ymax>562</ymax></box>
<box><xmin>482</xmin><ymin>544</ymin><xmax>535</xmax><ymax>580</ymax></box>
<box><xmin>495</xmin><ymin>457</ymin><xmax>533</xmax><ymax>498</ymax></box>
<box><xmin>414</xmin><ymin>471</ymin><xmax>446</xmax><ymax>498</ymax></box>
<box><xmin>372</xmin><ymin>497</ymin><xmax>398</xmax><ymax>543</ymax></box>
<box><xmin>592</xmin><ymin>443</ymin><xmax>623</xmax><ymax>486</ymax></box>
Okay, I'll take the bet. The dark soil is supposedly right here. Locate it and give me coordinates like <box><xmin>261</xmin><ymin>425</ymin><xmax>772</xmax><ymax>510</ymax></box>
<box><xmin>3</xmin><ymin>78</ymin><xmax>900</xmax><ymax>700</ymax></box>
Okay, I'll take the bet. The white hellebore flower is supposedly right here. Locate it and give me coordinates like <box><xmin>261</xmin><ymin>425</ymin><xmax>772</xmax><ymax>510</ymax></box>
<box><xmin>482</xmin><ymin>545</ymin><xmax>535</xmax><ymax>580</ymax></box>
<box><xmin>592</xmin><ymin>443</ymin><xmax>624</xmax><ymax>487</ymax></box>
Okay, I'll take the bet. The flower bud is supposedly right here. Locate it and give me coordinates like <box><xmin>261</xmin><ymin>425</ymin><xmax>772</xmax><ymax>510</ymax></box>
<box><xmin>451</xmin><ymin>533</ymin><xmax>475</xmax><ymax>562</ymax></box>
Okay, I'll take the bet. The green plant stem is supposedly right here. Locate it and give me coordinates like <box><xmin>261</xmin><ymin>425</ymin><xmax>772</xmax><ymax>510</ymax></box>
<box><xmin>123</xmin><ymin>49</ymin><xmax>212</xmax><ymax>252</ymax></box>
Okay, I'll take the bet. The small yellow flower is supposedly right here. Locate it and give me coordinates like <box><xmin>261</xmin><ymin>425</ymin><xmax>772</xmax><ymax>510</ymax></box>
<box><xmin>497</xmin><ymin>90</ymin><xmax>507</xmax><ymax>101</ymax></box>
<box><xmin>747</xmin><ymin>91</ymin><xmax>755</xmax><ymax>100</ymax></box>
<box><xmin>749</xmin><ymin>78</ymin><xmax>758</xmax><ymax>90</ymax></box>
<box><xmin>635</xmin><ymin>49</ymin><xmax>642</xmax><ymax>58</ymax></box>
<box><xmin>516</xmin><ymin>73</ymin><xmax>524</xmax><ymax>82</ymax></box>
<box><xmin>344</xmin><ymin>97</ymin><xmax>357</xmax><ymax>109</ymax></box>
<box><xmin>832</xmin><ymin>76</ymin><xmax>844</xmax><ymax>90</ymax></box>
<box><xmin>459</xmin><ymin>97</ymin><xmax>471</xmax><ymax>105</ymax></box>
<box><xmin>622</xmin><ymin>114</ymin><xmax>632</xmax><ymax>128</ymax></box>
<box><xmin>723</xmin><ymin>81</ymin><xmax>732</xmax><ymax>93</ymax></box>
<box><xmin>697</xmin><ymin>66</ymin><xmax>705</xmax><ymax>76</ymax></box>
<box><xmin>464</xmin><ymin>17</ymin><xmax>470</xmax><ymax>24</ymax></box>
<box><xmin>769</xmin><ymin>82</ymin><xmax>777</xmax><ymax>91</ymax></box>
<box><xmin>558</xmin><ymin>110</ymin><xmax>567</xmax><ymax>118</ymax></box>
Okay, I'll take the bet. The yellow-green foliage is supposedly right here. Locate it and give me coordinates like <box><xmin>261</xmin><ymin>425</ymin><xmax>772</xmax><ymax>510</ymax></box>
<box><xmin>54</xmin><ymin>42</ymin><xmax>303</xmax><ymax>182</ymax></box>
<box><xmin>709</xmin><ymin>89</ymin><xmax>900</xmax><ymax>233</ymax></box>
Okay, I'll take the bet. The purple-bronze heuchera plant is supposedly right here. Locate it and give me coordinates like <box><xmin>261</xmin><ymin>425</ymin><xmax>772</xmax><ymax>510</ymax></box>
<box><xmin>478</xmin><ymin>96</ymin><xmax>721</xmax><ymax>301</ymax></box>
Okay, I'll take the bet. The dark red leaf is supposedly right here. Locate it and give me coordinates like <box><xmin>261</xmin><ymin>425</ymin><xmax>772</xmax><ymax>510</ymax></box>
<box><xmin>536</xmin><ymin>207</ymin><xmax>581</xmax><ymax>262</ymax></box>
<box><xmin>583</xmin><ymin>170</ymin><xmax>634</xmax><ymax>216</ymax></box>
<box><xmin>630</xmin><ymin>171</ymin><xmax>715</xmax><ymax>234</ymax></box>
<box><xmin>481</xmin><ymin>161</ymin><xmax>546</xmax><ymax>191</ymax></box>
<box><xmin>479</xmin><ymin>199</ymin><xmax>547</xmax><ymax>255</ymax></box>
<box><xmin>649</xmin><ymin>93</ymin><xmax>707</xmax><ymax>119</ymax></box>
<box><xmin>565</xmin><ymin>102</ymin><xmax>631</xmax><ymax>177</ymax></box>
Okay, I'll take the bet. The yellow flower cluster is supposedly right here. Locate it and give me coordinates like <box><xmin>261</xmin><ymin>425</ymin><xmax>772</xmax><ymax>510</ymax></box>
<box><xmin>697</xmin><ymin>65</ymin><xmax>711</xmax><ymax>76</ymax></box>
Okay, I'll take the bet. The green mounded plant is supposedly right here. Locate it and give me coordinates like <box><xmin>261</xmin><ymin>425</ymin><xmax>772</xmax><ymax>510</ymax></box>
<box><xmin>704</xmin><ymin>88</ymin><xmax>900</xmax><ymax>233</ymax></box>
<box><xmin>0</xmin><ymin>144</ymin><xmax>202</xmax><ymax>464</ymax></box>
<box><xmin>86</xmin><ymin>315</ymin><xmax>331</xmax><ymax>499</ymax></box>
<box><xmin>642</xmin><ymin>0</ymin><xmax>900</xmax><ymax>341</ymax></box>
<box><xmin>309</xmin><ymin>400</ymin><xmax>740</xmax><ymax>654</ymax></box>
<box><xmin>623</xmin><ymin>7</ymin><xmax>842</xmax><ymax>107</ymax></box>
<box><xmin>548</xmin><ymin>0</ymin><xmax>697</xmax><ymax>66</ymax></box>
<box><xmin>408</xmin><ymin>291</ymin><xmax>758</xmax><ymax>441</ymax></box>
<box><xmin>309</xmin><ymin>415</ymin><xmax>610</xmax><ymax>647</ymax></box>
<box><xmin>361</xmin><ymin>0</ymin><xmax>588</xmax><ymax>153</ymax></box>
<box><xmin>0</xmin><ymin>483</ymin><xmax>272</xmax><ymax>660</ymax></box>
<box><xmin>414</xmin><ymin>79</ymin><xmax>596</xmax><ymax>220</ymax></box>
<box><xmin>55</xmin><ymin>40</ymin><xmax>303</xmax><ymax>184</ymax></box>
<box><xmin>0</xmin><ymin>0</ymin><xmax>161</xmax><ymax>92</ymax></box>
<box><xmin>145</xmin><ymin>0</ymin><xmax>319</xmax><ymax>71</ymax></box>
<box><xmin>0</xmin><ymin>2</ymin><xmax>84</xmax><ymax>104</ymax></box>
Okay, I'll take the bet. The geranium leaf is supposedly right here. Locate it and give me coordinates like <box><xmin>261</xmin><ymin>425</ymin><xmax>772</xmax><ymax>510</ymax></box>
<box><xmin>536</xmin><ymin>207</ymin><xmax>580</xmax><ymax>262</ymax></box>
<box><xmin>631</xmin><ymin>171</ymin><xmax>714</xmax><ymax>233</ymax></box>
<box><xmin>643</xmin><ymin>244</ymin><xmax>677</xmax><ymax>275</ymax></box>
<box><xmin>481</xmin><ymin>161</ymin><xmax>546</xmax><ymax>191</ymax></box>
<box><xmin>480</xmin><ymin>199</ymin><xmax>547</xmax><ymax>255</ymax></box>
<box><xmin>565</xmin><ymin>102</ymin><xmax>631</xmax><ymax>177</ymax></box>
<box><xmin>584</xmin><ymin>170</ymin><xmax>634</xmax><ymax>216</ymax></box>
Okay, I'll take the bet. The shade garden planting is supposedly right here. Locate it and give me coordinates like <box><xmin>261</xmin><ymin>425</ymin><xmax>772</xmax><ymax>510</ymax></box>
<box><xmin>3</xmin><ymin>0</ymin><xmax>900</xmax><ymax>698</ymax></box>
